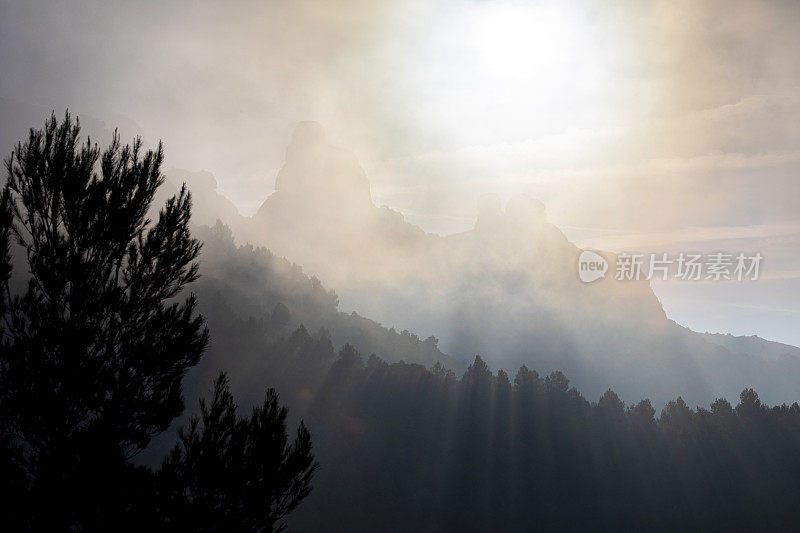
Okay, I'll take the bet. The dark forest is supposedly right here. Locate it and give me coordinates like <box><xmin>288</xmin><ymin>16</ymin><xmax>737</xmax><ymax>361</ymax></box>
<box><xmin>3</xmin><ymin>115</ymin><xmax>800</xmax><ymax>531</ymax></box>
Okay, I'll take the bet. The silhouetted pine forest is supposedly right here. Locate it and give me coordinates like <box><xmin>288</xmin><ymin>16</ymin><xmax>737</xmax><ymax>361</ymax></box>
<box><xmin>175</xmin><ymin>213</ymin><xmax>800</xmax><ymax>532</ymax></box>
<box><xmin>294</xmin><ymin>343</ymin><xmax>800</xmax><ymax>531</ymax></box>
<box><xmin>3</xmin><ymin>114</ymin><xmax>800</xmax><ymax>532</ymax></box>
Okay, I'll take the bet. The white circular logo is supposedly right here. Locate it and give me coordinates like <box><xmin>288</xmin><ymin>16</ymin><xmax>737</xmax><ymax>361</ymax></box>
<box><xmin>578</xmin><ymin>250</ymin><xmax>608</xmax><ymax>283</ymax></box>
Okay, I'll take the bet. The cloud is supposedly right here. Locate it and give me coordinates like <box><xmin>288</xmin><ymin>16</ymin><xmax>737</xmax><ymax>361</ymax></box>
<box><xmin>567</xmin><ymin>222</ymin><xmax>800</xmax><ymax>252</ymax></box>
<box><xmin>2</xmin><ymin>0</ymin><xmax>799</xmax><ymax>346</ymax></box>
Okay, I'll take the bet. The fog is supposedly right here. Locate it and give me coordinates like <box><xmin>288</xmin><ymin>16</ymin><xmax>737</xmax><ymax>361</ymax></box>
<box><xmin>4</xmin><ymin>2</ymin><xmax>800</xmax><ymax>528</ymax></box>
<box><xmin>2</xmin><ymin>0</ymin><xmax>798</xmax><ymax>349</ymax></box>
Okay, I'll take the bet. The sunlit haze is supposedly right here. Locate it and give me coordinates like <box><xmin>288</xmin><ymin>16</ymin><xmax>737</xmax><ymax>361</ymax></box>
<box><xmin>1</xmin><ymin>0</ymin><xmax>798</xmax><ymax>347</ymax></box>
<box><xmin>5</xmin><ymin>1</ymin><xmax>800</xmax><ymax>529</ymax></box>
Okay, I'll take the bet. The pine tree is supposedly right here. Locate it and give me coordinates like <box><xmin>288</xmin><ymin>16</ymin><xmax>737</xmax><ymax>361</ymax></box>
<box><xmin>0</xmin><ymin>112</ymin><xmax>208</xmax><ymax>527</ymax></box>
<box><xmin>159</xmin><ymin>373</ymin><xmax>318</xmax><ymax>532</ymax></box>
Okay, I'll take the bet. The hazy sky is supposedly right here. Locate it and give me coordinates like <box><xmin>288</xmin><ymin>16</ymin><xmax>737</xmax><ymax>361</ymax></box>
<box><xmin>1</xmin><ymin>0</ymin><xmax>798</xmax><ymax>345</ymax></box>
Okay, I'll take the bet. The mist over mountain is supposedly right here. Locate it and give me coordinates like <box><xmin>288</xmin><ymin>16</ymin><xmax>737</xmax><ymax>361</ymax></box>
<box><xmin>173</xmin><ymin>121</ymin><xmax>799</xmax><ymax>407</ymax></box>
<box><xmin>189</xmin><ymin>220</ymin><xmax>457</xmax><ymax>381</ymax></box>
<box><xmin>1</xmin><ymin>102</ymin><xmax>798</xmax><ymax>407</ymax></box>
<box><xmin>6</xmin><ymin>0</ymin><xmax>800</xmax><ymax>528</ymax></box>
<box><xmin>702</xmin><ymin>332</ymin><xmax>800</xmax><ymax>363</ymax></box>
<box><xmin>4</xmin><ymin>104</ymin><xmax>800</xmax><ymax>532</ymax></box>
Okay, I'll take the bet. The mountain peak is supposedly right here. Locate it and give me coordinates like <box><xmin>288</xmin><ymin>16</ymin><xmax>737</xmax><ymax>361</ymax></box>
<box><xmin>270</xmin><ymin>121</ymin><xmax>371</xmax><ymax>210</ymax></box>
<box><xmin>475</xmin><ymin>193</ymin><xmax>547</xmax><ymax>233</ymax></box>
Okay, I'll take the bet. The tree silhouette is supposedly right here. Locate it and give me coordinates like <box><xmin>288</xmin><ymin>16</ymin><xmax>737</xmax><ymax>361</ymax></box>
<box><xmin>0</xmin><ymin>112</ymin><xmax>209</xmax><ymax>527</ymax></box>
<box><xmin>159</xmin><ymin>372</ymin><xmax>318</xmax><ymax>532</ymax></box>
<box><xmin>0</xmin><ymin>112</ymin><xmax>319</xmax><ymax>530</ymax></box>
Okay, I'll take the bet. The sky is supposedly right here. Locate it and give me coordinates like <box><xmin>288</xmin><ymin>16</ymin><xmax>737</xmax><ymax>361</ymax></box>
<box><xmin>1</xmin><ymin>0</ymin><xmax>798</xmax><ymax>346</ymax></box>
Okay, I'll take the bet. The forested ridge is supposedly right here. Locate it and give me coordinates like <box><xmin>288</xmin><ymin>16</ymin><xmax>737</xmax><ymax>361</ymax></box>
<box><xmin>165</xmin><ymin>221</ymin><xmax>458</xmax><ymax>421</ymax></box>
<box><xmin>4</xmin><ymin>114</ymin><xmax>800</xmax><ymax>532</ymax></box>
<box><xmin>294</xmin><ymin>344</ymin><xmax>800</xmax><ymax>531</ymax></box>
<box><xmin>176</xmin><ymin>220</ymin><xmax>800</xmax><ymax>531</ymax></box>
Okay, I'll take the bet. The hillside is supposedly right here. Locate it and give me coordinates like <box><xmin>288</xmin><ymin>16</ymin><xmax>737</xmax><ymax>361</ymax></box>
<box><xmin>2</xmin><ymin>104</ymin><xmax>798</xmax><ymax>407</ymax></box>
<box><xmin>190</xmin><ymin>122</ymin><xmax>800</xmax><ymax>407</ymax></box>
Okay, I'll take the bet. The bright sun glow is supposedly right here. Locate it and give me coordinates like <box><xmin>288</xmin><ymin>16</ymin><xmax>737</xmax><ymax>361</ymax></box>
<box><xmin>409</xmin><ymin>1</ymin><xmax>626</xmax><ymax>147</ymax></box>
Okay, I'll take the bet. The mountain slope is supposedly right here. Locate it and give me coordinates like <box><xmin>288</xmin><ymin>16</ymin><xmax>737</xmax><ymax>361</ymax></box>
<box><xmin>2</xmin><ymin>104</ymin><xmax>798</xmax><ymax>407</ymax></box>
<box><xmin>219</xmin><ymin>122</ymin><xmax>800</xmax><ymax>407</ymax></box>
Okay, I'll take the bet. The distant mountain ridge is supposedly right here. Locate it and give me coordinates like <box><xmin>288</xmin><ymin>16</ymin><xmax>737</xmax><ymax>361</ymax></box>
<box><xmin>172</xmin><ymin>120</ymin><xmax>800</xmax><ymax>407</ymax></box>
<box><xmin>701</xmin><ymin>332</ymin><xmax>800</xmax><ymax>362</ymax></box>
<box><xmin>1</xmin><ymin>103</ymin><xmax>799</xmax><ymax>407</ymax></box>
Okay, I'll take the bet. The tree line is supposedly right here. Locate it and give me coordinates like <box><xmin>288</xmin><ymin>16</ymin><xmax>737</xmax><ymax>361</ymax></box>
<box><xmin>4</xmin><ymin>113</ymin><xmax>800</xmax><ymax>532</ymax></box>
<box><xmin>293</xmin><ymin>345</ymin><xmax>800</xmax><ymax>531</ymax></box>
<box><xmin>176</xmin><ymin>215</ymin><xmax>800</xmax><ymax>531</ymax></box>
